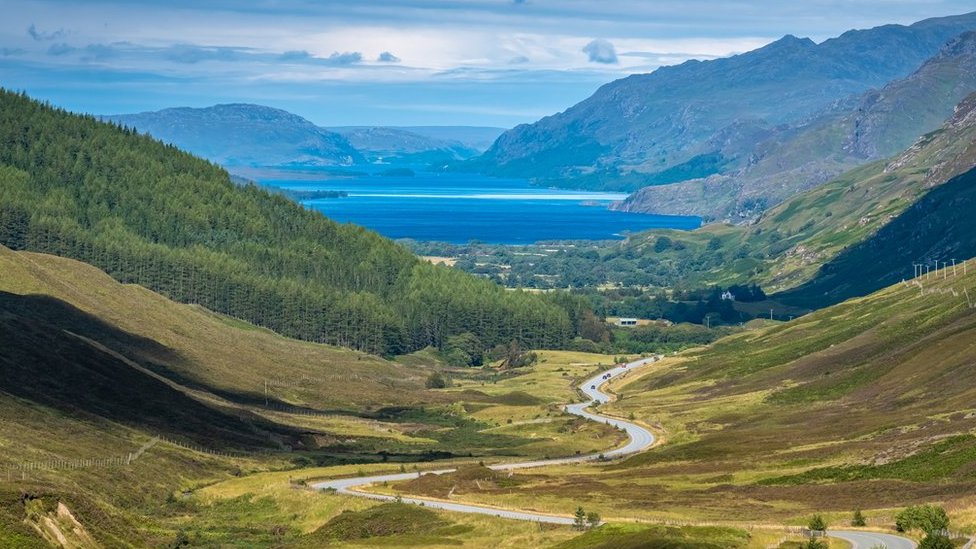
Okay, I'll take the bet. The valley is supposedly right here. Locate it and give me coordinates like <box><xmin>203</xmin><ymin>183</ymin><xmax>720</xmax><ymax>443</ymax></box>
<box><xmin>3</xmin><ymin>4</ymin><xmax>976</xmax><ymax>549</ymax></box>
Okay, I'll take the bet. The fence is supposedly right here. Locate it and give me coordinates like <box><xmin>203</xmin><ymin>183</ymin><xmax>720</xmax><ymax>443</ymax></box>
<box><xmin>2</xmin><ymin>437</ymin><xmax>159</xmax><ymax>482</ymax></box>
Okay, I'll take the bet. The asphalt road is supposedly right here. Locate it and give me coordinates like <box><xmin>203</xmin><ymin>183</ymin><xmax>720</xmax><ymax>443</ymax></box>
<box><xmin>311</xmin><ymin>356</ymin><xmax>660</xmax><ymax>523</ymax></box>
<box><xmin>830</xmin><ymin>530</ymin><xmax>917</xmax><ymax>548</ymax></box>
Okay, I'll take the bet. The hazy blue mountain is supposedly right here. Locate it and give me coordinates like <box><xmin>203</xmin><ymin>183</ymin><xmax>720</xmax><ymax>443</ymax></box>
<box><xmin>106</xmin><ymin>104</ymin><xmax>364</xmax><ymax>167</ymax></box>
<box><xmin>616</xmin><ymin>31</ymin><xmax>976</xmax><ymax>220</ymax></box>
<box><xmin>327</xmin><ymin>126</ymin><xmax>483</xmax><ymax>165</ymax></box>
<box><xmin>470</xmin><ymin>12</ymin><xmax>976</xmax><ymax>189</ymax></box>
<box><xmin>397</xmin><ymin>126</ymin><xmax>507</xmax><ymax>152</ymax></box>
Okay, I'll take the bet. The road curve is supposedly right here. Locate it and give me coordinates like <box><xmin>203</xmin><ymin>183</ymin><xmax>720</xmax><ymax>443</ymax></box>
<box><xmin>311</xmin><ymin>357</ymin><xmax>660</xmax><ymax>523</ymax></box>
<box><xmin>830</xmin><ymin>530</ymin><xmax>916</xmax><ymax>549</ymax></box>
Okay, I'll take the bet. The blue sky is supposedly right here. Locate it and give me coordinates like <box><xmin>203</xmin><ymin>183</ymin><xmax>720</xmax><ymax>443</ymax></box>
<box><xmin>1</xmin><ymin>1</ymin><xmax>974</xmax><ymax>127</ymax></box>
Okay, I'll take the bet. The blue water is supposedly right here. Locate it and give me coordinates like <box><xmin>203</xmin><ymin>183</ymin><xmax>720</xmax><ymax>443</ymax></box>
<box><xmin>257</xmin><ymin>170</ymin><xmax>700</xmax><ymax>244</ymax></box>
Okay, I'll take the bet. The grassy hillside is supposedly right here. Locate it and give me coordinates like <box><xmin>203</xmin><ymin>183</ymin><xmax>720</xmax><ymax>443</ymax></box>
<box><xmin>779</xmin><ymin>165</ymin><xmax>976</xmax><ymax>307</ymax></box>
<box><xmin>405</xmin><ymin>253</ymin><xmax>976</xmax><ymax>530</ymax></box>
<box><xmin>0</xmin><ymin>89</ymin><xmax>573</xmax><ymax>356</ymax></box>
<box><xmin>0</xmin><ymin>246</ymin><xmax>632</xmax><ymax>547</ymax></box>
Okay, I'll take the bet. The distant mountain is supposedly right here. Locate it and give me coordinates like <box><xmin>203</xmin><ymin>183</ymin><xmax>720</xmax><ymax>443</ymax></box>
<box><xmin>470</xmin><ymin>12</ymin><xmax>976</xmax><ymax>191</ymax></box>
<box><xmin>328</xmin><ymin>126</ymin><xmax>484</xmax><ymax>165</ymax></box>
<box><xmin>397</xmin><ymin>126</ymin><xmax>507</xmax><ymax>152</ymax></box>
<box><xmin>106</xmin><ymin>103</ymin><xmax>365</xmax><ymax>167</ymax></box>
<box><xmin>616</xmin><ymin>30</ymin><xmax>976</xmax><ymax>220</ymax></box>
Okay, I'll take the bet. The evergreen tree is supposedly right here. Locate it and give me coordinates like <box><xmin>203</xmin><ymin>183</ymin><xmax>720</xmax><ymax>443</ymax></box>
<box><xmin>573</xmin><ymin>506</ymin><xmax>587</xmax><ymax>531</ymax></box>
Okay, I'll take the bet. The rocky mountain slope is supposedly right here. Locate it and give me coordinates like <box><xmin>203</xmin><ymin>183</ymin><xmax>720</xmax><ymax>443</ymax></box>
<box><xmin>470</xmin><ymin>12</ymin><xmax>976</xmax><ymax>194</ymax></box>
<box><xmin>617</xmin><ymin>30</ymin><xmax>976</xmax><ymax>220</ymax></box>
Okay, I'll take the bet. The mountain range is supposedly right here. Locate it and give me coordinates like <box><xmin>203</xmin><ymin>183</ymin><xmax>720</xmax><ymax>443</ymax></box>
<box><xmin>468</xmin><ymin>11</ymin><xmax>976</xmax><ymax>217</ymax></box>
<box><xmin>107</xmin><ymin>105</ymin><xmax>503</xmax><ymax>169</ymax></box>
<box><xmin>615</xmin><ymin>30</ymin><xmax>976</xmax><ymax>220</ymax></box>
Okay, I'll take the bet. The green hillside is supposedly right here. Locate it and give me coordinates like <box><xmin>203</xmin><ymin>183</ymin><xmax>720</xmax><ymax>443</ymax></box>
<box><xmin>395</xmin><ymin>250</ymin><xmax>976</xmax><ymax>530</ymax></box>
<box><xmin>0</xmin><ymin>90</ymin><xmax>573</xmax><ymax>356</ymax></box>
<box><xmin>0</xmin><ymin>246</ymin><xmax>626</xmax><ymax>547</ymax></box>
<box><xmin>778</xmin><ymin>165</ymin><xmax>976</xmax><ymax>307</ymax></box>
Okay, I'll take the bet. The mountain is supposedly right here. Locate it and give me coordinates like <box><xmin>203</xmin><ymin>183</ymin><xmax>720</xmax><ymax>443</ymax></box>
<box><xmin>0</xmin><ymin>243</ymin><xmax>436</xmax><ymax>546</ymax></box>
<box><xmin>397</xmin><ymin>126</ymin><xmax>507</xmax><ymax>152</ymax></box>
<box><xmin>0</xmin><ymin>89</ymin><xmax>574</xmax><ymax>356</ymax></box>
<box><xmin>470</xmin><ymin>12</ymin><xmax>976</xmax><ymax>191</ymax></box>
<box><xmin>106</xmin><ymin>103</ymin><xmax>365</xmax><ymax>167</ymax></box>
<box><xmin>457</xmin><ymin>90</ymin><xmax>976</xmax><ymax>301</ymax></box>
<box><xmin>328</xmin><ymin>126</ymin><xmax>482</xmax><ymax>165</ymax></box>
<box><xmin>615</xmin><ymin>31</ymin><xmax>976</xmax><ymax>220</ymax></box>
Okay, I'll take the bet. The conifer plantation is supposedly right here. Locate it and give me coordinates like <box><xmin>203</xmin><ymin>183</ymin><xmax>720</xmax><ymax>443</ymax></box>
<box><xmin>0</xmin><ymin>90</ymin><xmax>573</xmax><ymax>355</ymax></box>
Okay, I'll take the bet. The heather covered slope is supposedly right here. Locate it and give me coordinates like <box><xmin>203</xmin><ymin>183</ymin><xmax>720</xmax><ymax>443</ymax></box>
<box><xmin>472</xmin><ymin>11</ymin><xmax>976</xmax><ymax>190</ymax></box>
<box><xmin>0</xmin><ymin>90</ymin><xmax>574</xmax><ymax>356</ymax></box>
<box><xmin>777</xmin><ymin>165</ymin><xmax>976</xmax><ymax>308</ymax></box>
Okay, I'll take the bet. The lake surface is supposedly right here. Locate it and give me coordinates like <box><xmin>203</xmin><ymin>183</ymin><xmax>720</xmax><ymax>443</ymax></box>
<box><xmin>255</xmin><ymin>170</ymin><xmax>701</xmax><ymax>244</ymax></box>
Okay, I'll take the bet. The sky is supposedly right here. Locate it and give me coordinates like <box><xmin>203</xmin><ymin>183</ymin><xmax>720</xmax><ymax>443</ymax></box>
<box><xmin>1</xmin><ymin>1</ymin><xmax>974</xmax><ymax>127</ymax></box>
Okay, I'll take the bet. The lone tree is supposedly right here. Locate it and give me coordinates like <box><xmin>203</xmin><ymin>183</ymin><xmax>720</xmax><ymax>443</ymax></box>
<box><xmin>895</xmin><ymin>504</ymin><xmax>949</xmax><ymax>535</ymax></box>
<box><xmin>586</xmin><ymin>511</ymin><xmax>601</xmax><ymax>529</ymax></box>
<box><xmin>803</xmin><ymin>539</ymin><xmax>828</xmax><ymax>549</ymax></box>
<box><xmin>851</xmin><ymin>509</ymin><xmax>866</xmax><ymax>527</ymax></box>
<box><xmin>808</xmin><ymin>514</ymin><xmax>828</xmax><ymax>536</ymax></box>
<box><xmin>573</xmin><ymin>506</ymin><xmax>587</xmax><ymax>531</ymax></box>
<box><xmin>896</xmin><ymin>504</ymin><xmax>951</xmax><ymax>549</ymax></box>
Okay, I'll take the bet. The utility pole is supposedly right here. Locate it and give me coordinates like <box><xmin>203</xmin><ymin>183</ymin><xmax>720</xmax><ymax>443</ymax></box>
<box><xmin>952</xmin><ymin>259</ymin><xmax>957</xmax><ymax>277</ymax></box>
<box><xmin>769</xmin><ymin>309</ymin><xmax>774</xmax><ymax>321</ymax></box>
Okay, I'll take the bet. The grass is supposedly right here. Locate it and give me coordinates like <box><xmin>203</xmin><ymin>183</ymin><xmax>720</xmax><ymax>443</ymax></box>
<box><xmin>550</xmin><ymin>524</ymin><xmax>751</xmax><ymax>549</ymax></box>
<box><xmin>391</xmin><ymin>262</ymin><xmax>976</xmax><ymax>532</ymax></box>
<box><xmin>0</xmin><ymin>248</ymin><xmax>641</xmax><ymax>547</ymax></box>
<box><xmin>6</xmin><ymin>243</ymin><xmax>976</xmax><ymax>546</ymax></box>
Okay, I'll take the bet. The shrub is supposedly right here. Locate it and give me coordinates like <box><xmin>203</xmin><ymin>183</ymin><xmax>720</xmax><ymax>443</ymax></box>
<box><xmin>808</xmin><ymin>514</ymin><xmax>827</xmax><ymax>532</ymax></box>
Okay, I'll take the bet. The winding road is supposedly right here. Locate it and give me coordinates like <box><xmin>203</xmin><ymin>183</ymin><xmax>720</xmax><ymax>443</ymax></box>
<box><xmin>311</xmin><ymin>357</ymin><xmax>917</xmax><ymax>547</ymax></box>
<box><xmin>312</xmin><ymin>357</ymin><xmax>659</xmax><ymax>523</ymax></box>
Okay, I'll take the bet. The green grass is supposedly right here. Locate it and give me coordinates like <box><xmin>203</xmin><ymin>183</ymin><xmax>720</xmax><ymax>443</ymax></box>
<box><xmin>307</xmin><ymin>503</ymin><xmax>450</xmax><ymax>542</ymax></box>
<box><xmin>760</xmin><ymin>435</ymin><xmax>976</xmax><ymax>485</ymax></box>
<box><xmin>551</xmin><ymin>524</ymin><xmax>751</xmax><ymax>549</ymax></box>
